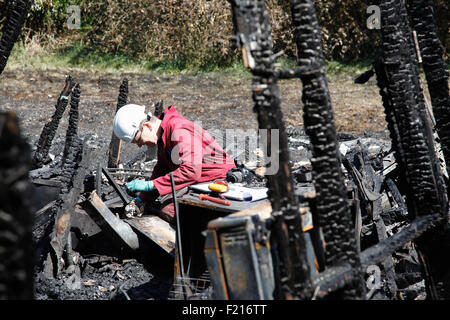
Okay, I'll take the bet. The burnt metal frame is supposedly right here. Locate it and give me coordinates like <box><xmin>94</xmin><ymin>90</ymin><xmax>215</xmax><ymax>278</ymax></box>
<box><xmin>97</xmin><ymin>165</ymin><xmax>131</xmax><ymax>205</ymax></box>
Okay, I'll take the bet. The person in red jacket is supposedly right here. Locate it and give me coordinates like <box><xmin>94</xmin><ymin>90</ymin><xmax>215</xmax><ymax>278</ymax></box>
<box><xmin>113</xmin><ymin>104</ymin><xmax>236</xmax><ymax>223</ymax></box>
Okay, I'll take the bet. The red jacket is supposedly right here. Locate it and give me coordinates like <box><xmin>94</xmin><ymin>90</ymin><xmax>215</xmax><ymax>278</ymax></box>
<box><xmin>146</xmin><ymin>106</ymin><xmax>235</xmax><ymax>196</ymax></box>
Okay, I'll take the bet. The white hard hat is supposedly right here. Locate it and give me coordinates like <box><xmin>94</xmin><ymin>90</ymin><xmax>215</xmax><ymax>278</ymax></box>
<box><xmin>113</xmin><ymin>104</ymin><xmax>152</xmax><ymax>143</ymax></box>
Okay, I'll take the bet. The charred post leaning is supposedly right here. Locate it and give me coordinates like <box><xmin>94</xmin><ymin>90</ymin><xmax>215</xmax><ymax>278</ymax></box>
<box><xmin>108</xmin><ymin>78</ymin><xmax>129</xmax><ymax>168</ymax></box>
<box><xmin>228</xmin><ymin>0</ymin><xmax>313</xmax><ymax>300</ymax></box>
<box><xmin>397</xmin><ymin>2</ymin><xmax>447</xmax><ymax>210</ymax></box>
<box><xmin>42</xmin><ymin>136</ymin><xmax>85</xmax><ymax>278</ymax></box>
<box><xmin>32</xmin><ymin>76</ymin><xmax>74</xmax><ymax>169</ymax></box>
<box><xmin>407</xmin><ymin>0</ymin><xmax>450</xmax><ymax>191</ymax></box>
<box><xmin>289</xmin><ymin>0</ymin><xmax>366</xmax><ymax>299</ymax></box>
<box><xmin>375</xmin><ymin>0</ymin><xmax>449</xmax><ymax>298</ymax></box>
<box><xmin>62</xmin><ymin>83</ymin><xmax>81</xmax><ymax>167</ymax></box>
<box><xmin>154</xmin><ymin>99</ymin><xmax>164</xmax><ymax>117</ymax></box>
<box><xmin>0</xmin><ymin>0</ymin><xmax>31</xmax><ymax>76</ymax></box>
<box><xmin>405</xmin><ymin>0</ymin><xmax>450</xmax><ymax>298</ymax></box>
<box><xmin>377</xmin><ymin>0</ymin><xmax>447</xmax><ymax>219</ymax></box>
<box><xmin>42</xmin><ymin>83</ymin><xmax>87</xmax><ymax>278</ymax></box>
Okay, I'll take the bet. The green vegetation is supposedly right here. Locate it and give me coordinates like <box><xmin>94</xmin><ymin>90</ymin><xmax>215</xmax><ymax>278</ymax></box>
<box><xmin>3</xmin><ymin>0</ymin><xmax>448</xmax><ymax>76</ymax></box>
<box><xmin>7</xmin><ymin>40</ymin><xmax>249</xmax><ymax>75</ymax></box>
<box><xmin>8</xmin><ymin>39</ymin><xmax>380</xmax><ymax>77</ymax></box>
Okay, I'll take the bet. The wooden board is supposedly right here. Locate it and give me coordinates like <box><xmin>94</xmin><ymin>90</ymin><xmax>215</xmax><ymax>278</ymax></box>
<box><xmin>88</xmin><ymin>191</ymin><xmax>139</xmax><ymax>251</ymax></box>
<box><xmin>179</xmin><ymin>192</ymin><xmax>269</xmax><ymax>213</ymax></box>
<box><xmin>124</xmin><ymin>215</ymin><xmax>176</xmax><ymax>257</ymax></box>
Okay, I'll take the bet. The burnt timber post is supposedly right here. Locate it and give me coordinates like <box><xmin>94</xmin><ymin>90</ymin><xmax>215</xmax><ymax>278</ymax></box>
<box><xmin>229</xmin><ymin>0</ymin><xmax>313</xmax><ymax>300</ymax></box>
<box><xmin>32</xmin><ymin>76</ymin><xmax>74</xmax><ymax>169</ymax></box>
<box><xmin>374</xmin><ymin>0</ymin><xmax>449</xmax><ymax>298</ymax></box>
<box><xmin>42</xmin><ymin>84</ymin><xmax>93</xmax><ymax>279</ymax></box>
<box><xmin>407</xmin><ymin>0</ymin><xmax>450</xmax><ymax>192</ymax></box>
<box><xmin>107</xmin><ymin>78</ymin><xmax>128</xmax><ymax>168</ymax></box>
<box><xmin>0</xmin><ymin>0</ymin><xmax>31</xmax><ymax>76</ymax></box>
<box><xmin>62</xmin><ymin>83</ymin><xmax>81</xmax><ymax>166</ymax></box>
<box><xmin>406</xmin><ymin>0</ymin><xmax>450</xmax><ymax>299</ymax></box>
<box><xmin>290</xmin><ymin>0</ymin><xmax>366</xmax><ymax>299</ymax></box>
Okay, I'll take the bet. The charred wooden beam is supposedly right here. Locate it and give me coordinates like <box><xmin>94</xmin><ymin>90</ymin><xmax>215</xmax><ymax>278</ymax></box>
<box><xmin>312</xmin><ymin>213</ymin><xmax>444</xmax><ymax>299</ymax></box>
<box><xmin>228</xmin><ymin>0</ymin><xmax>313</xmax><ymax>300</ymax></box>
<box><xmin>374</xmin><ymin>0</ymin><xmax>449</xmax><ymax>299</ymax></box>
<box><xmin>108</xmin><ymin>78</ymin><xmax>128</xmax><ymax>168</ymax></box>
<box><xmin>397</xmin><ymin>1</ymin><xmax>448</xmax><ymax>215</ymax></box>
<box><xmin>62</xmin><ymin>83</ymin><xmax>81</xmax><ymax>167</ymax></box>
<box><xmin>376</xmin><ymin>0</ymin><xmax>447</xmax><ymax>219</ymax></box>
<box><xmin>41</xmin><ymin>94</ymin><xmax>92</xmax><ymax>278</ymax></box>
<box><xmin>407</xmin><ymin>0</ymin><xmax>450</xmax><ymax>192</ymax></box>
<box><xmin>100</xmin><ymin>166</ymin><xmax>131</xmax><ymax>205</ymax></box>
<box><xmin>32</xmin><ymin>76</ymin><xmax>74</xmax><ymax>169</ymax></box>
<box><xmin>0</xmin><ymin>111</ymin><xmax>34</xmax><ymax>299</ymax></box>
<box><xmin>0</xmin><ymin>0</ymin><xmax>31</xmax><ymax>75</ymax></box>
<box><xmin>290</xmin><ymin>0</ymin><xmax>365</xmax><ymax>299</ymax></box>
<box><xmin>41</xmin><ymin>136</ymin><xmax>93</xmax><ymax>279</ymax></box>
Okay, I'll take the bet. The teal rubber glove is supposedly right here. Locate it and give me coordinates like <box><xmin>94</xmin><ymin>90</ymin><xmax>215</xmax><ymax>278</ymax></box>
<box><xmin>126</xmin><ymin>179</ymin><xmax>154</xmax><ymax>193</ymax></box>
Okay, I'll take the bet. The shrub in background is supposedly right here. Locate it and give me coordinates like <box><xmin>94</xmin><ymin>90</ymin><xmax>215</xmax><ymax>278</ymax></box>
<box><xmin>8</xmin><ymin>0</ymin><xmax>449</xmax><ymax>68</ymax></box>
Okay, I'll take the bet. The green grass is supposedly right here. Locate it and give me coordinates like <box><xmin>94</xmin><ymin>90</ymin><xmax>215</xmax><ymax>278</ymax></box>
<box><xmin>7</xmin><ymin>40</ymin><xmax>380</xmax><ymax>77</ymax></box>
<box><xmin>8</xmin><ymin>41</ymin><xmax>151</xmax><ymax>73</ymax></box>
<box><xmin>7</xmin><ymin>40</ymin><xmax>254</xmax><ymax>77</ymax></box>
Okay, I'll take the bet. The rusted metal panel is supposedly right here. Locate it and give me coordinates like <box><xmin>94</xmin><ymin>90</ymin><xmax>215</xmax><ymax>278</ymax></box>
<box><xmin>204</xmin><ymin>229</ymin><xmax>229</xmax><ymax>300</ymax></box>
<box><xmin>124</xmin><ymin>216</ymin><xmax>175</xmax><ymax>256</ymax></box>
<box><xmin>204</xmin><ymin>202</ymin><xmax>277</xmax><ymax>300</ymax></box>
<box><xmin>209</xmin><ymin>218</ymin><xmax>274</xmax><ymax>300</ymax></box>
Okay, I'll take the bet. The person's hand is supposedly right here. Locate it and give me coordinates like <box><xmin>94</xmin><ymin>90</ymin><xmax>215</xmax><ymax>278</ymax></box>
<box><xmin>126</xmin><ymin>179</ymin><xmax>154</xmax><ymax>193</ymax></box>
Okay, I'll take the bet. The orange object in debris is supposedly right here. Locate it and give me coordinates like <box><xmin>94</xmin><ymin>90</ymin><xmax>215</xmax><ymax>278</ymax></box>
<box><xmin>208</xmin><ymin>181</ymin><xmax>229</xmax><ymax>193</ymax></box>
<box><xmin>199</xmin><ymin>193</ymin><xmax>231</xmax><ymax>206</ymax></box>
